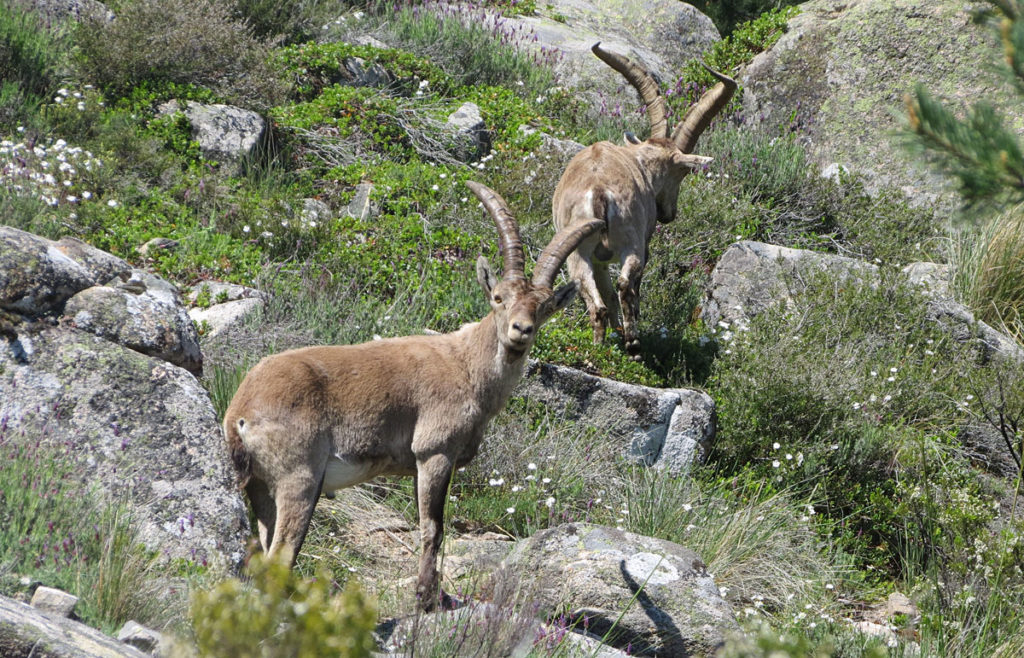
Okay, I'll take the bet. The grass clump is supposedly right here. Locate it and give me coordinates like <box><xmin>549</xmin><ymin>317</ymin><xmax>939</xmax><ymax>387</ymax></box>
<box><xmin>183</xmin><ymin>553</ymin><xmax>376</xmax><ymax>658</ymax></box>
<box><xmin>0</xmin><ymin>419</ymin><xmax>165</xmax><ymax>634</ymax></box>
<box><xmin>951</xmin><ymin>204</ymin><xmax>1024</xmax><ymax>343</ymax></box>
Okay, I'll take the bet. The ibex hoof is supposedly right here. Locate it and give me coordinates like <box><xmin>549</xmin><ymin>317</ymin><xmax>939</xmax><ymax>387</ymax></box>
<box><xmin>416</xmin><ymin>587</ymin><xmax>457</xmax><ymax>612</ymax></box>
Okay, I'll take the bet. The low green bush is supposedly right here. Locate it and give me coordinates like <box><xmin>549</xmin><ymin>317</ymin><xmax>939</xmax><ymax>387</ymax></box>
<box><xmin>0</xmin><ymin>1</ymin><xmax>65</xmax><ymax>129</ymax></box>
<box><xmin>185</xmin><ymin>553</ymin><xmax>376</xmax><ymax>658</ymax></box>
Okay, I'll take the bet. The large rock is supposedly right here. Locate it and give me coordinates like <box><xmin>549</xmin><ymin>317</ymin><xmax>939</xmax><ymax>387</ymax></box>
<box><xmin>0</xmin><ymin>227</ymin><xmax>130</xmax><ymax>316</ymax></box>
<box><xmin>158</xmin><ymin>101</ymin><xmax>267</xmax><ymax>175</ymax></box>
<box><xmin>378</xmin><ymin>600</ymin><xmax>630</xmax><ymax>656</ymax></box>
<box><xmin>447</xmin><ymin>1</ymin><xmax>718</xmax><ymax>106</ymax></box>
<box><xmin>703</xmin><ymin>241</ymin><xmax>1024</xmax><ymax>365</ymax></box>
<box><xmin>740</xmin><ymin>0</ymin><xmax>1020</xmax><ymax>208</ymax></box>
<box><xmin>65</xmin><ymin>272</ymin><xmax>203</xmax><ymax>375</ymax></box>
<box><xmin>0</xmin><ymin>228</ymin><xmax>248</xmax><ymax>570</ymax></box>
<box><xmin>701</xmin><ymin>240</ymin><xmax>878</xmax><ymax>330</ymax></box>
<box><xmin>0</xmin><ymin>593</ymin><xmax>148</xmax><ymax>657</ymax></box>
<box><xmin>500</xmin><ymin>523</ymin><xmax>737</xmax><ymax>657</ymax></box>
<box><xmin>0</xmin><ymin>327</ymin><xmax>248</xmax><ymax>569</ymax></box>
<box><xmin>517</xmin><ymin>362</ymin><xmax>715</xmax><ymax>475</ymax></box>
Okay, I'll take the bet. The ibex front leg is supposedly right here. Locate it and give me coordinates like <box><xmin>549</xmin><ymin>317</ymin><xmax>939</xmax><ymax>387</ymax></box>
<box><xmin>415</xmin><ymin>452</ymin><xmax>454</xmax><ymax>611</ymax></box>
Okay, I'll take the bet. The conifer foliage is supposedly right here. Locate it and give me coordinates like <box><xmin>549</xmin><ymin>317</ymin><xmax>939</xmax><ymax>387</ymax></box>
<box><xmin>905</xmin><ymin>0</ymin><xmax>1024</xmax><ymax>206</ymax></box>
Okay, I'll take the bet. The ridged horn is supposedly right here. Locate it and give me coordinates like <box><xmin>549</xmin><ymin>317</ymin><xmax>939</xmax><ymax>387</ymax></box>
<box><xmin>532</xmin><ymin>218</ymin><xmax>606</xmax><ymax>288</ymax></box>
<box><xmin>592</xmin><ymin>43</ymin><xmax>667</xmax><ymax>140</ymax></box>
<box><xmin>672</xmin><ymin>64</ymin><xmax>737</xmax><ymax>153</ymax></box>
<box><xmin>467</xmin><ymin>180</ymin><xmax>526</xmax><ymax>280</ymax></box>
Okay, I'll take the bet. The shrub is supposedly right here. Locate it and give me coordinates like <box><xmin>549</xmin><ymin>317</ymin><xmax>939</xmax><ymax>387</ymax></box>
<box><xmin>0</xmin><ymin>0</ymin><xmax>65</xmax><ymax>128</ymax></box>
<box><xmin>668</xmin><ymin>5</ymin><xmax>799</xmax><ymax>119</ymax></box>
<box><xmin>689</xmin><ymin>0</ymin><xmax>803</xmax><ymax>38</ymax></box>
<box><xmin>185</xmin><ymin>553</ymin><xmax>376</xmax><ymax>658</ymax></box>
<box><xmin>230</xmin><ymin>0</ymin><xmax>336</xmax><ymax>45</ymax></box>
<box><xmin>74</xmin><ymin>0</ymin><xmax>287</xmax><ymax>109</ymax></box>
<box><xmin>706</xmin><ymin>269</ymin><xmax>996</xmax><ymax>571</ymax></box>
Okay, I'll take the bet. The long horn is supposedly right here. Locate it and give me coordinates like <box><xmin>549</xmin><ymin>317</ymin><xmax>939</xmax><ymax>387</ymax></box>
<box><xmin>467</xmin><ymin>180</ymin><xmax>526</xmax><ymax>280</ymax></box>
<box><xmin>532</xmin><ymin>218</ymin><xmax>605</xmax><ymax>288</ymax></box>
<box><xmin>592</xmin><ymin>43</ymin><xmax>667</xmax><ymax>140</ymax></box>
<box><xmin>672</xmin><ymin>64</ymin><xmax>737</xmax><ymax>153</ymax></box>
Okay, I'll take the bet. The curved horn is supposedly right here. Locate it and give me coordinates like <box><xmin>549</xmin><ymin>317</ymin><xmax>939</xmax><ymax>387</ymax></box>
<box><xmin>532</xmin><ymin>218</ymin><xmax>605</xmax><ymax>288</ymax></box>
<box><xmin>467</xmin><ymin>180</ymin><xmax>526</xmax><ymax>280</ymax></box>
<box><xmin>672</xmin><ymin>64</ymin><xmax>737</xmax><ymax>153</ymax></box>
<box><xmin>592</xmin><ymin>43</ymin><xmax>667</xmax><ymax>140</ymax></box>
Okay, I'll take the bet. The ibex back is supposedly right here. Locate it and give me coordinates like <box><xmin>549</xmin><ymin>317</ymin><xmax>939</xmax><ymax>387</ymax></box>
<box><xmin>224</xmin><ymin>181</ymin><xmax>603</xmax><ymax>611</ymax></box>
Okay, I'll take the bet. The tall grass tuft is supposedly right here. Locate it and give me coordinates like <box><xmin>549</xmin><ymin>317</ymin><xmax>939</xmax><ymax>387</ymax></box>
<box><xmin>951</xmin><ymin>204</ymin><xmax>1024</xmax><ymax>344</ymax></box>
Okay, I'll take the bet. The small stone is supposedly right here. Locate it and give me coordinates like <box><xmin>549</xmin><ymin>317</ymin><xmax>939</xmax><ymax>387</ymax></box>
<box><xmin>117</xmin><ymin>620</ymin><xmax>163</xmax><ymax>653</ymax></box>
<box><xmin>30</xmin><ymin>586</ymin><xmax>78</xmax><ymax>617</ymax></box>
<box><xmin>137</xmin><ymin>238</ymin><xmax>179</xmax><ymax>258</ymax></box>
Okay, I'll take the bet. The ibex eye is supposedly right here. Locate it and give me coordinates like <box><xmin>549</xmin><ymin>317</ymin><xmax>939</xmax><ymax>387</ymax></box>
<box><xmin>493</xmin><ymin>295</ymin><xmax>503</xmax><ymax>304</ymax></box>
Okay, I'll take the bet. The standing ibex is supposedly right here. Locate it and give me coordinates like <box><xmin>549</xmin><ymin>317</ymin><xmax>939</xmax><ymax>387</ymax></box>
<box><xmin>553</xmin><ymin>44</ymin><xmax>736</xmax><ymax>357</ymax></box>
<box><xmin>224</xmin><ymin>181</ymin><xmax>603</xmax><ymax>611</ymax></box>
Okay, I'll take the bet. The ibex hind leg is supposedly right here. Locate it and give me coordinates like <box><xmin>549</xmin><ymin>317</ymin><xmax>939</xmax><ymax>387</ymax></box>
<box><xmin>266</xmin><ymin>467</ymin><xmax>326</xmax><ymax>566</ymax></box>
<box><xmin>618</xmin><ymin>251</ymin><xmax>645</xmax><ymax>360</ymax></box>
<box><xmin>567</xmin><ymin>251</ymin><xmax>613</xmax><ymax>344</ymax></box>
<box><xmin>246</xmin><ymin>478</ymin><xmax>276</xmax><ymax>553</ymax></box>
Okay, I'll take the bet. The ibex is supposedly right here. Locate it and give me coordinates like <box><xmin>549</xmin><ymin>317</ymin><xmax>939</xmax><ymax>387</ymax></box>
<box><xmin>223</xmin><ymin>181</ymin><xmax>603</xmax><ymax>611</ymax></box>
<box><xmin>553</xmin><ymin>43</ymin><xmax>736</xmax><ymax>357</ymax></box>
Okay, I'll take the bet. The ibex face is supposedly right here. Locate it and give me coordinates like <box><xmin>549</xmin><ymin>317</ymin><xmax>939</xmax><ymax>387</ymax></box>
<box><xmin>476</xmin><ymin>270</ymin><xmax>574</xmax><ymax>359</ymax></box>
<box><xmin>629</xmin><ymin>137</ymin><xmax>714</xmax><ymax>224</ymax></box>
<box><xmin>552</xmin><ymin>43</ymin><xmax>734</xmax><ymax>358</ymax></box>
<box><xmin>224</xmin><ymin>180</ymin><xmax>602</xmax><ymax>613</ymax></box>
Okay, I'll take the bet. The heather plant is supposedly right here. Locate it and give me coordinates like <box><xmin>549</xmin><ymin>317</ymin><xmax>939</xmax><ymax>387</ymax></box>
<box><xmin>230</xmin><ymin>0</ymin><xmax>337</xmax><ymax>45</ymax></box>
<box><xmin>0</xmin><ymin>415</ymin><xmax>166</xmax><ymax>633</ymax></box>
<box><xmin>74</xmin><ymin>0</ymin><xmax>287</xmax><ymax>110</ymax></box>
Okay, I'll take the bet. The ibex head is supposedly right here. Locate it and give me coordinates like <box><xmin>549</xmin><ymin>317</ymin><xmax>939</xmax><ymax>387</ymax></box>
<box><xmin>593</xmin><ymin>43</ymin><xmax>734</xmax><ymax>223</ymax></box>
<box><xmin>469</xmin><ymin>180</ymin><xmax>602</xmax><ymax>358</ymax></box>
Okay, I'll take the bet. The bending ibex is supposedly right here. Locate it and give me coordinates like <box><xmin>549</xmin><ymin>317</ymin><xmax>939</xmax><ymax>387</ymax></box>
<box><xmin>224</xmin><ymin>181</ymin><xmax>603</xmax><ymax>611</ymax></box>
<box><xmin>553</xmin><ymin>44</ymin><xmax>736</xmax><ymax>357</ymax></box>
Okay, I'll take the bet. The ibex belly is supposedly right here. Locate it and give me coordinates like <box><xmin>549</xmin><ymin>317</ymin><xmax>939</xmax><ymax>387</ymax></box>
<box><xmin>322</xmin><ymin>454</ymin><xmax>391</xmax><ymax>493</ymax></box>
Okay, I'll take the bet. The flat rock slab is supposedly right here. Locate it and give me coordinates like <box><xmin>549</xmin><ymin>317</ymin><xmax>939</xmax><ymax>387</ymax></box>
<box><xmin>517</xmin><ymin>362</ymin><xmax>715</xmax><ymax>475</ymax></box>
<box><xmin>0</xmin><ymin>594</ymin><xmax>148</xmax><ymax>658</ymax></box>
<box><xmin>500</xmin><ymin>523</ymin><xmax>737</xmax><ymax>657</ymax></box>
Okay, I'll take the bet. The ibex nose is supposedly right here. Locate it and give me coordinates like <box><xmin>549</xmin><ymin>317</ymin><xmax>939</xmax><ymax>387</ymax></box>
<box><xmin>512</xmin><ymin>321</ymin><xmax>534</xmax><ymax>336</ymax></box>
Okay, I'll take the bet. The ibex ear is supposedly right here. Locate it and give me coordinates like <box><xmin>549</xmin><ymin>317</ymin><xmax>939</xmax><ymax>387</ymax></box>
<box><xmin>549</xmin><ymin>282</ymin><xmax>579</xmax><ymax>315</ymax></box>
<box><xmin>624</xmin><ymin>131</ymin><xmax>641</xmax><ymax>145</ymax></box>
<box><xmin>476</xmin><ymin>255</ymin><xmax>498</xmax><ymax>295</ymax></box>
<box><xmin>672</xmin><ymin>152</ymin><xmax>713</xmax><ymax>169</ymax></box>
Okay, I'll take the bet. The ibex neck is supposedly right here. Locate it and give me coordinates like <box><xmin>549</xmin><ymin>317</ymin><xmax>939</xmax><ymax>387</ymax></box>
<box><xmin>460</xmin><ymin>312</ymin><xmax>528</xmax><ymax>405</ymax></box>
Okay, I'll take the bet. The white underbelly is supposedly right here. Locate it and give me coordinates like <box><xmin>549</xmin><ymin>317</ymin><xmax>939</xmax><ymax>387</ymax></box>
<box><xmin>322</xmin><ymin>455</ymin><xmax>377</xmax><ymax>492</ymax></box>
